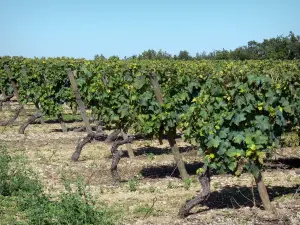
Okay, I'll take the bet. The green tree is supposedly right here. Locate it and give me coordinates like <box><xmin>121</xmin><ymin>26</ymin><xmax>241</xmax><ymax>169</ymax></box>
<box><xmin>138</xmin><ymin>49</ymin><xmax>157</xmax><ymax>60</ymax></box>
<box><xmin>177</xmin><ymin>50</ymin><xmax>192</xmax><ymax>60</ymax></box>
<box><xmin>94</xmin><ymin>54</ymin><xmax>106</xmax><ymax>60</ymax></box>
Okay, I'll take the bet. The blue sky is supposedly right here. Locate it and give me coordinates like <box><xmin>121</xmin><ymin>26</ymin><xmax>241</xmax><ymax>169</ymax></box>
<box><xmin>1</xmin><ymin>0</ymin><xmax>299</xmax><ymax>59</ymax></box>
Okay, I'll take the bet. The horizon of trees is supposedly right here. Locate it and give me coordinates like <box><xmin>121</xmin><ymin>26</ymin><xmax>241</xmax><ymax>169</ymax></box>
<box><xmin>95</xmin><ymin>31</ymin><xmax>300</xmax><ymax>60</ymax></box>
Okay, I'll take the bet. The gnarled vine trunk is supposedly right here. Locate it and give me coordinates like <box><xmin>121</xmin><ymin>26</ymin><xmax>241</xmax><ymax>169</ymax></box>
<box><xmin>73</xmin><ymin>126</ymin><xmax>86</xmax><ymax>132</ymax></box>
<box><xmin>105</xmin><ymin>130</ymin><xmax>121</xmax><ymax>143</ymax></box>
<box><xmin>19</xmin><ymin>111</ymin><xmax>42</xmax><ymax>134</ymax></box>
<box><xmin>71</xmin><ymin>132</ymin><xmax>106</xmax><ymax>161</ymax></box>
<box><xmin>95</xmin><ymin>118</ymin><xmax>104</xmax><ymax>133</ymax></box>
<box><xmin>34</xmin><ymin>103</ymin><xmax>45</xmax><ymax>125</ymax></box>
<box><xmin>71</xmin><ymin>133</ymin><xmax>94</xmax><ymax>161</ymax></box>
<box><xmin>178</xmin><ymin>166</ymin><xmax>210</xmax><ymax>218</ymax></box>
<box><xmin>110</xmin><ymin>137</ymin><xmax>133</xmax><ymax>183</ymax></box>
<box><xmin>121</xmin><ymin>129</ymin><xmax>135</xmax><ymax>159</ymax></box>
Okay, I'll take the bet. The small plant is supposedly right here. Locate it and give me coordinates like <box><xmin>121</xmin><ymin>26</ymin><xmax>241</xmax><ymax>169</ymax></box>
<box><xmin>0</xmin><ymin>145</ymin><xmax>117</xmax><ymax>225</ymax></box>
<box><xmin>135</xmin><ymin>173</ymin><xmax>144</xmax><ymax>180</ymax></box>
<box><xmin>128</xmin><ymin>178</ymin><xmax>139</xmax><ymax>192</ymax></box>
<box><xmin>184</xmin><ymin>178</ymin><xmax>192</xmax><ymax>190</ymax></box>
<box><xmin>146</xmin><ymin>153</ymin><xmax>155</xmax><ymax>161</ymax></box>
<box><xmin>0</xmin><ymin>145</ymin><xmax>43</xmax><ymax>197</ymax></box>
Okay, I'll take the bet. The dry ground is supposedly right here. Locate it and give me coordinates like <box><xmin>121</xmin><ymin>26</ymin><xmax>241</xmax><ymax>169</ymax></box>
<box><xmin>0</xmin><ymin>102</ymin><xmax>300</xmax><ymax>225</ymax></box>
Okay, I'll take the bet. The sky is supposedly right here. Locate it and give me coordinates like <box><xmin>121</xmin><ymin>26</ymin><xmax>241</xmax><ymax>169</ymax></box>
<box><xmin>1</xmin><ymin>0</ymin><xmax>300</xmax><ymax>59</ymax></box>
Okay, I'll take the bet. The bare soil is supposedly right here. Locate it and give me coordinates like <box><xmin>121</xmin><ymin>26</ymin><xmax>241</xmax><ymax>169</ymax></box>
<box><xmin>1</xmin><ymin>103</ymin><xmax>300</xmax><ymax>225</ymax></box>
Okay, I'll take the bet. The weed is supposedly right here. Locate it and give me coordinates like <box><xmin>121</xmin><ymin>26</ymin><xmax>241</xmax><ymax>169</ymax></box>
<box><xmin>0</xmin><ymin>145</ymin><xmax>43</xmax><ymax>197</ymax></box>
<box><xmin>0</xmin><ymin>145</ymin><xmax>117</xmax><ymax>225</ymax></box>
<box><xmin>146</xmin><ymin>153</ymin><xmax>155</xmax><ymax>161</ymax></box>
<box><xmin>128</xmin><ymin>177</ymin><xmax>139</xmax><ymax>192</ymax></box>
<box><xmin>135</xmin><ymin>173</ymin><xmax>144</xmax><ymax>180</ymax></box>
<box><xmin>184</xmin><ymin>178</ymin><xmax>192</xmax><ymax>190</ymax></box>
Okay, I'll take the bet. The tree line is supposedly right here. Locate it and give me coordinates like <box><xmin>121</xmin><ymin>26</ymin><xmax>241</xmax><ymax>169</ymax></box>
<box><xmin>95</xmin><ymin>31</ymin><xmax>300</xmax><ymax>60</ymax></box>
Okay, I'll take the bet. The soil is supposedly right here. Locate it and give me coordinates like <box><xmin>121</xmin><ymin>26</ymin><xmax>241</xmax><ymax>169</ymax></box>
<box><xmin>1</xmin><ymin>102</ymin><xmax>300</xmax><ymax>225</ymax></box>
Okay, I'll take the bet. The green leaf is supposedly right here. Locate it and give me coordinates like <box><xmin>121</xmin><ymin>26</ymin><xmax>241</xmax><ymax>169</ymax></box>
<box><xmin>232</xmin><ymin>112</ymin><xmax>246</xmax><ymax>126</ymax></box>
<box><xmin>199</xmin><ymin>110</ymin><xmax>208</xmax><ymax>120</ymax></box>
<box><xmin>283</xmin><ymin>105</ymin><xmax>293</xmax><ymax>114</ymax></box>
<box><xmin>76</xmin><ymin>77</ymin><xmax>85</xmax><ymax>87</ymax></box>
<box><xmin>255</xmin><ymin>133</ymin><xmax>268</xmax><ymax>145</ymax></box>
<box><xmin>207</xmin><ymin>137</ymin><xmax>221</xmax><ymax>148</ymax></box>
<box><xmin>245</xmin><ymin>135</ymin><xmax>253</xmax><ymax>145</ymax></box>
<box><xmin>133</xmin><ymin>75</ymin><xmax>146</xmax><ymax>89</ymax></box>
<box><xmin>245</xmin><ymin>93</ymin><xmax>255</xmax><ymax>104</ymax></box>
<box><xmin>219</xmin><ymin>128</ymin><xmax>229</xmax><ymax>139</ymax></box>
<box><xmin>254</xmin><ymin>115</ymin><xmax>270</xmax><ymax>131</ymax></box>
<box><xmin>226</xmin><ymin>147</ymin><xmax>238</xmax><ymax>157</ymax></box>
<box><xmin>233</xmin><ymin>134</ymin><xmax>244</xmax><ymax>144</ymax></box>
<box><xmin>235</xmin><ymin>96</ymin><xmax>246</xmax><ymax>109</ymax></box>
<box><xmin>228</xmin><ymin>161</ymin><xmax>237</xmax><ymax>172</ymax></box>
<box><xmin>249</xmin><ymin>164</ymin><xmax>260</xmax><ymax>178</ymax></box>
<box><xmin>217</xmin><ymin>147</ymin><xmax>227</xmax><ymax>155</ymax></box>
<box><xmin>265</xmin><ymin>90</ymin><xmax>277</xmax><ymax>104</ymax></box>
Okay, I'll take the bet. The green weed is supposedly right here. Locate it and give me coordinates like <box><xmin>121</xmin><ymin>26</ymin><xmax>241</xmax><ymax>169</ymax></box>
<box><xmin>0</xmin><ymin>145</ymin><xmax>117</xmax><ymax>225</ymax></box>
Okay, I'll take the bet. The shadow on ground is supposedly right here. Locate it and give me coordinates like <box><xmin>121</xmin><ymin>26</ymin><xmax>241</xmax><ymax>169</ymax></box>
<box><xmin>140</xmin><ymin>162</ymin><xmax>204</xmax><ymax>178</ymax></box>
<box><xmin>102</xmin><ymin>146</ymin><xmax>196</xmax><ymax>160</ymax></box>
<box><xmin>50</xmin><ymin>126</ymin><xmax>105</xmax><ymax>133</ymax></box>
<box><xmin>33</xmin><ymin>118</ymin><xmax>83</xmax><ymax>125</ymax></box>
<box><xmin>265</xmin><ymin>157</ymin><xmax>300</xmax><ymax>170</ymax></box>
<box><xmin>139</xmin><ymin>157</ymin><xmax>300</xmax><ymax>179</ymax></box>
<box><xmin>191</xmin><ymin>185</ymin><xmax>299</xmax><ymax>211</ymax></box>
<box><xmin>134</xmin><ymin>146</ymin><xmax>195</xmax><ymax>156</ymax></box>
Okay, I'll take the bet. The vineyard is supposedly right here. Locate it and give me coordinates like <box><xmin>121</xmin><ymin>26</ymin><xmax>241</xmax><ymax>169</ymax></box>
<box><xmin>0</xmin><ymin>57</ymin><xmax>300</xmax><ymax>224</ymax></box>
